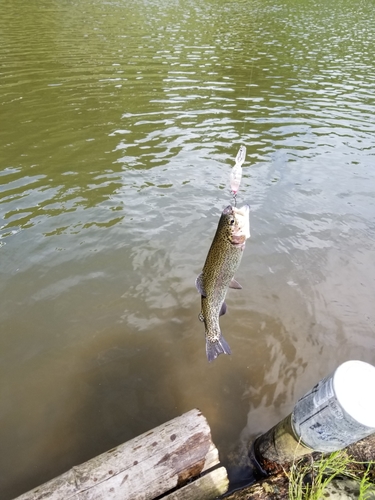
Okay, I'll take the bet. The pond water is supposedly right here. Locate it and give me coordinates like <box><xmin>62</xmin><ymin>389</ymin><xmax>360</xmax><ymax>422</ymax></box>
<box><xmin>1</xmin><ymin>0</ymin><xmax>375</xmax><ymax>497</ymax></box>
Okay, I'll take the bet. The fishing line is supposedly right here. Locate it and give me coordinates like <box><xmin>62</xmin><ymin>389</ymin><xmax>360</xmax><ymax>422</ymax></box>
<box><xmin>229</xmin><ymin>0</ymin><xmax>257</xmax><ymax>208</ymax></box>
<box><xmin>232</xmin><ymin>61</ymin><xmax>253</xmax><ymax>208</ymax></box>
<box><xmin>240</xmin><ymin>55</ymin><xmax>255</xmax><ymax>141</ymax></box>
<box><xmin>229</xmin><ymin>58</ymin><xmax>253</xmax><ymax>207</ymax></box>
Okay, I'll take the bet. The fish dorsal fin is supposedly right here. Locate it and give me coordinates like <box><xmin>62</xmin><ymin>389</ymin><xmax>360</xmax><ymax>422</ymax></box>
<box><xmin>195</xmin><ymin>273</ymin><xmax>207</xmax><ymax>297</ymax></box>
<box><xmin>219</xmin><ymin>302</ymin><xmax>227</xmax><ymax>316</ymax></box>
<box><xmin>229</xmin><ymin>278</ymin><xmax>242</xmax><ymax>289</ymax></box>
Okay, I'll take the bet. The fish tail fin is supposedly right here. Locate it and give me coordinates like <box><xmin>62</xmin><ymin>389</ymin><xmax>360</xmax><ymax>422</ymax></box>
<box><xmin>206</xmin><ymin>334</ymin><xmax>232</xmax><ymax>363</ymax></box>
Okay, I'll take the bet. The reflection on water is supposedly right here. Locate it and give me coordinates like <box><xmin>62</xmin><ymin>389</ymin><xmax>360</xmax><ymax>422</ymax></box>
<box><xmin>1</xmin><ymin>0</ymin><xmax>375</xmax><ymax>497</ymax></box>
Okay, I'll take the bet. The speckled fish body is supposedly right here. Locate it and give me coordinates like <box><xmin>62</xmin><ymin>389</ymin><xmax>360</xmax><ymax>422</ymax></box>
<box><xmin>196</xmin><ymin>204</ymin><xmax>250</xmax><ymax>362</ymax></box>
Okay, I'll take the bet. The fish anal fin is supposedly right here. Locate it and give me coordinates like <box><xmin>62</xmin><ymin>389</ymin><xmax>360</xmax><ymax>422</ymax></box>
<box><xmin>229</xmin><ymin>278</ymin><xmax>242</xmax><ymax>289</ymax></box>
<box><xmin>206</xmin><ymin>334</ymin><xmax>232</xmax><ymax>362</ymax></box>
<box><xmin>219</xmin><ymin>302</ymin><xmax>227</xmax><ymax>316</ymax></box>
<box><xmin>195</xmin><ymin>273</ymin><xmax>207</xmax><ymax>297</ymax></box>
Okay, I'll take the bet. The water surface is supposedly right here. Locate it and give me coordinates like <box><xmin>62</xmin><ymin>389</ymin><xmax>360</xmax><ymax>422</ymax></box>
<box><xmin>1</xmin><ymin>0</ymin><xmax>375</xmax><ymax>497</ymax></box>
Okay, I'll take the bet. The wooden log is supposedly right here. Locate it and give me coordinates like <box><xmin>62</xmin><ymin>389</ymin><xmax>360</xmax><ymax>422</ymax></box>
<box><xmin>14</xmin><ymin>408</ymin><xmax>228</xmax><ymax>500</ymax></box>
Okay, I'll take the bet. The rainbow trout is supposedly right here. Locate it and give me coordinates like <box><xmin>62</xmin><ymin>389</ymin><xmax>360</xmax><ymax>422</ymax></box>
<box><xmin>196</xmin><ymin>205</ymin><xmax>250</xmax><ymax>362</ymax></box>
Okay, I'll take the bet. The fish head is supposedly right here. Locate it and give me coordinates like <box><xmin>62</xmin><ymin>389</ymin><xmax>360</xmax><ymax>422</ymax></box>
<box><xmin>220</xmin><ymin>205</ymin><xmax>250</xmax><ymax>246</ymax></box>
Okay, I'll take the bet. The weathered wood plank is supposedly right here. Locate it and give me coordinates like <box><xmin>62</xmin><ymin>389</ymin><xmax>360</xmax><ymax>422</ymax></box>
<box><xmin>14</xmin><ymin>409</ymin><xmax>225</xmax><ymax>500</ymax></box>
<box><xmin>162</xmin><ymin>467</ymin><xmax>229</xmax><ymax>500</ymax></box>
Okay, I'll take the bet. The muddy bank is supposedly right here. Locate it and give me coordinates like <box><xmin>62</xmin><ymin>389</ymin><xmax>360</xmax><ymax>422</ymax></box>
<box><xmin>224</xmin><ymin>434</ymin><xmax>375</xmax><ymax>499</ymax></box>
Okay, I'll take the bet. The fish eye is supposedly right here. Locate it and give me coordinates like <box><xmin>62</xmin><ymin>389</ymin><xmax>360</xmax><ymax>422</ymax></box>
<box><xmin>229</xmin><ymin>218</ymin><xmax>235</xmax><ymax>225</ymax></box>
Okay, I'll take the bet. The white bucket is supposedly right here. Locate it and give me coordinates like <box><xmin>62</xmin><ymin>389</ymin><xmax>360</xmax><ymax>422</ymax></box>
<box><xmin>292</xmin><ymin>360</ymin><xmax>375</xmax><ymax>452</ymax></box>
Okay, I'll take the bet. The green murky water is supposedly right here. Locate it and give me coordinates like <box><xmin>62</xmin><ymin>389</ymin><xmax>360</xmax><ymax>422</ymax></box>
<box><xmin>1</xmin><ymin>0</ymin><xmax>375</xmax><ymax>497</ymax></box>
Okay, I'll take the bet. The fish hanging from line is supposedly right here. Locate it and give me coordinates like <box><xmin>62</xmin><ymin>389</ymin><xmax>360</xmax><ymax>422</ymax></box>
<box><xmin>196</xmin><ymin>204</ymin><xmax>250</xmax><ymax>362</ymax></box>
<box><xmin>230</xmin><ymin>145</ymin><xmax>246</xmax><ymax>196</ymax></box>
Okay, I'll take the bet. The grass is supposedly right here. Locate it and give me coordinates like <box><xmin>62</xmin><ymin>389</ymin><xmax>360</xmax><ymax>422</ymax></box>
<box><xmin>287</xmin><ymin>450</ymin><xmax>375</xmax><ymax>500</ymax></box>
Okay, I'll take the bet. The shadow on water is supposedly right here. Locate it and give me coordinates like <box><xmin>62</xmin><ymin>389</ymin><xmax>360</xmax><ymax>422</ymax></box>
<box><xmin>0</xmin><ymin>321</ymin><xmax>182</xmax><ymax>498</ymax></box>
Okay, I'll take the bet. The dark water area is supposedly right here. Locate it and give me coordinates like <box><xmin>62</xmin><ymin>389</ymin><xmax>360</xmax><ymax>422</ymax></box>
<box><xmin>1</xmin><ymin>0</ymin><xmax>375</xmax><ymax>497</ymax></box>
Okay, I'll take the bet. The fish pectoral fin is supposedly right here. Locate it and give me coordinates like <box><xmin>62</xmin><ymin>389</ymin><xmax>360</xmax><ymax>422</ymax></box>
<box><xmin>198</xmin><ymin>312</ymin><xmax>205</xmax><ymax>322</ymax></box>
<box><xmin>229</xmin><ymin>278</ymin><xmax>242</xmax><ymax>289</ymax></box>
<box><xmin>219</xmin><ymin>302</ymin><xmax>227</xmax><ymax>316</ymax></box>
<box><xmin>195</xmin><ymin>273</ymin><xmax>207</xmax><ymax>297</ymax></box>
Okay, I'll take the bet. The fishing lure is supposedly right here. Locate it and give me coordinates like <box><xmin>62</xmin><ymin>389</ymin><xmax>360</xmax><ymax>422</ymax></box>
<box><xmin>230</xmin><ymin>145</ymin><xmax>246</xmax><ymax>201</ymax></box>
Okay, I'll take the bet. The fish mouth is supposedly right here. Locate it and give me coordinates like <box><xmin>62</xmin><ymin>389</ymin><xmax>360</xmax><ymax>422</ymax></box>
<box><xmin>233</xmin><ymin>204</ymin><xmax>250</xmax><ymax>217</ymax></box>
<box><xmin>222</xmin><ymin>204</ymin><xmax>250</xmax><ymax>217</ymax></box>
<box><xmin>232</xmin><ymin>204</ymin><xmax>250</xmax><ymax>240</ymax></box>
